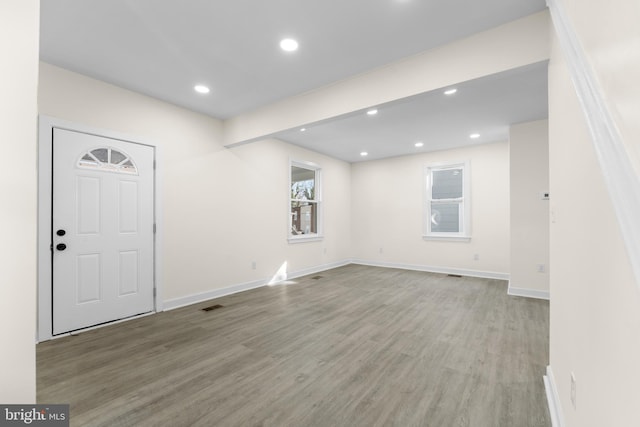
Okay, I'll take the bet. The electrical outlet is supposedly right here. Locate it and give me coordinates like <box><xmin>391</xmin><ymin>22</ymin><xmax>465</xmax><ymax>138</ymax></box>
<box><xmin>570</xmin><ymin>372</ymin><xmax>577</xmax><ymax>409</ymax></box>
<box><xmin>379</xmin><ymin>247</ymin><xmax>384</xmax><ymax>254</ymax></box>
<box><xmin>536</xmin><ymin>264</ymin><xmax>546</xmax><ymax>273</ymax></box>
<box><xmin>251</xmin><ymin>261</ymin><xmax>257</xmax><ymax>270</ymax></box>
<box><xmin>323</xmin><ymin>247</ymin><xmax>327</xmax><ymax>255</ymax></box>
<box><xmin>473</xmin><ymin>253</ymin><xmax>479</xmax><ymax>261</ymax></box>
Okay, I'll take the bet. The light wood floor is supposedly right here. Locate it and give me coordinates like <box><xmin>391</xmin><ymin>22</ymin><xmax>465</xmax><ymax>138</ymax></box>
<box><xmin>37</xmin><ymin>265</ymin><xmax>550</xmax><ymax>427</ymax></box>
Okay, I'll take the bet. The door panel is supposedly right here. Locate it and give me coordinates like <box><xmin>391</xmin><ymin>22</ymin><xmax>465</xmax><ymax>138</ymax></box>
<box><xmin>53</xmin><ymin>128</ymin><xmax>154</xmax><ymax>334</ymax></box>
<box><xmin>77</xmin><ymin>253</ymin><xmax>102</xmax><ymax>303</ymax></box>
<box><xmin>118</xmin><ymin>250</ymin><xmax>139</xmax><ymax>296</ymax></box>
<box><xmin>118</xmin><ymin>181</ymin><xmax>138</xmax><ymax>233</ymax></box>
<box><xmin>77</xmin><ymin>176</ymin><xmax>101</xmax><ymax>235</ymax></box>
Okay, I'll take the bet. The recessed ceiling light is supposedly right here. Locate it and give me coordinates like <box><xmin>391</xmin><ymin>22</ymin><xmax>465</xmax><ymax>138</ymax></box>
<box><xmin>415</xmin><ymin>142</ymin><xmax>424</xmax><ymax>147</ymax></box>
<box><xmin>300</xmin><ymin>128</ymin><xmax>306</xmax><ymax>132</ymax></box>
<box><xmin>366</xmin><ymin>109</ymin><xmax>378</xmax><ymax>116</ymax></box>
<box><xmin>444</xmin><ymin>88</ymin><xmax>457</xmax><ymax>95</ymax></box>
<box><xmin>360</xmin><ymin>151</ymin><xmax>369</xmax><ymax>156</ymax></box>
<box><xmin>469</xmin><ymin>133</ymin><xmax>481</xmax><ymax>139</ymax></box>
<box><xmin>280</xmin><ymin>38</ymin><xmax>299</xmax><ymax>52</ymax></box>
<box><xmin>194</xmin><ymin>85</ymin><xmax>210</xmax><ymax>94</ymax></box>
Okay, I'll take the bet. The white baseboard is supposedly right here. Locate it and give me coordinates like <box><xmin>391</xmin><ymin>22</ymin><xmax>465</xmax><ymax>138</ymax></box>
<box><xmin>163</xmin><ymin>259</ymin><xmax>351</xmax><ymax>311</ymax></box>
<box><xmin>163</xmin><ymin>279</ymin><xmax>266</xmax><ymax>311</ymax></box>
<box><xmin>350</xmin><ymin>259</ymin><xmax>509</xmax><ymax>281</ymax></box>
<box><xmin>508</xmin><ymin>283</ymin><xmax>550</xmax><ymax>300</ymax></box>
<box><xmin>285</xmin><ymin>259</ymin><xmax>352</xmax><ymax>281</ymax></box>
<box><xmin>544</xmin><ymin>365</ymin><xmax>565</xmax><ymax>427</ymax></box>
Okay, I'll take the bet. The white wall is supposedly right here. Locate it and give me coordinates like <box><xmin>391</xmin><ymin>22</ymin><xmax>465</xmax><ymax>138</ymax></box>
<box><xmin>38</xmin><ymin>63</ymin><xmax>351</xmax><ymax>307</ymax></box>
<box><xmin>509</xmin><ymin>120</ymin><xmax>550</xmax><ymax>297</ymax></box>
<box><xmin>203</xmin><ymin>137</ymin><xmax>352</xmax><ymax>295</ymax></box>
<box><xmin>559</xmin><ymin>0</ymin><xmax>640</xmax><ymax>177</ymax></box>
<box><xmin>351</xmin><ymin>142</ymin><xmax>509</xmax><ymax>277</ymax></box>
<box><xmin>0</xmin><ymin>0</ymin><xmax>39</xmax><ymax>403</ymax></box>
<box><xmin>548</xmin><ymin>31</ymin><xmax>640</xmax><ymax>427</ymax></box>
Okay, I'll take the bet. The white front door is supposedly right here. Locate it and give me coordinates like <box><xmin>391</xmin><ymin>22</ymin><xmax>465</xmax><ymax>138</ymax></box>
<box><xmin>52</xmin><ymin>128</ymin><xmax>155</xmax><ymax>334</ymax></box>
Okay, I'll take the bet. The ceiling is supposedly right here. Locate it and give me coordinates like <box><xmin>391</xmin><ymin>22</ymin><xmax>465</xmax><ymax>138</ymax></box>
<box><xmin>40</xmin><ymin>0</ymin><xmax>548</xmax><ymax>162</ymax></box>
<box><xmin>275</xmin><ymin>62</ymin><xmax>548</xmax><ymax>163</ymax></box>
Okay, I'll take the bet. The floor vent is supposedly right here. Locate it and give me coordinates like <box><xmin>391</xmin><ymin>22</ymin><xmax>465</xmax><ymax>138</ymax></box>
<box><xmin>447</xmin><ymin>274</ymin><xmax>462</xmax><ymax>278</ymax></box>
<box><xmin>201</xmin><ymin>304</ymin><xmax>224</xmax><ymax>312</ymax></box>
<box><xmin>311</xmin><ymin>275</ymin><xmax>323</xmax><ymax>280</ymax></box>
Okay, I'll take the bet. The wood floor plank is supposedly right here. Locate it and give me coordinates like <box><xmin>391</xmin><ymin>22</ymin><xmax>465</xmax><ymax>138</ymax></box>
<box><xmin>37</xmin><ymin>265</ymin><xmax>550</xmax><ymax>426</ymax></box>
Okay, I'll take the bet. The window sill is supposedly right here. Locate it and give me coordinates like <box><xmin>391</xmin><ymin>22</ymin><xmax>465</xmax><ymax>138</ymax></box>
<box><xmin>288</xmin><ymin>235</ymin><xmax>324</xmax><ymax>244</ymax></box>
<box><xmin>422</xmin><ymin>235</ymin><xmax>471</xmax><ymax>242</ymax></box>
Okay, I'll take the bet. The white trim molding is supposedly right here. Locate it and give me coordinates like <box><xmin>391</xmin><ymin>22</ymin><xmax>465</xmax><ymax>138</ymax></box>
<box><xmin>422</xmin><ymin>235</ymin><xmax>471</xmax><ymax>243</ymax></box>
<box><xmin>507</xmin><ymin>283</ymin><xmax>550</xmax><ymax>300</ymax></box>
<box><xmin>544</xmin><ymin>365</ymin><xmax>566</xmax><ymax>427</ymax></box>
<box><xmin>163</xmin><ymin>278</ymin><xmax>267</xmax><ymax>312</ymax></box>
<box><xmin>289</xmin><ymin>158</ymin><xmax>323</xmax><ymax>243</ymax></box>
<box><xmin>547</xmin><ymin>0</ymin><xmax>640</xmax><ymax>289</ymax></box>
<box><xmin>351</xmin><ymin>259</ymin><xmax>509</xmax><ymax>281</ymax></box>
<box><xmin>285</xmin><ymin>260</ymin><xmax>351</xmax><ymax>281</ymax></box>
<box><xmin>423</xmin><ymin>160</ymin><xmax>472</xmax><ymax>241</ymax></box>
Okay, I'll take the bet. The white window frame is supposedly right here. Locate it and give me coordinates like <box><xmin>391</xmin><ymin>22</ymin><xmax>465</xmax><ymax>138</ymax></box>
<box><xmin>289</xmin><ymin>159</ymin><xmax>323</xmax><ymax>243</ymax></box>
<box><xmin>423</xmin><ymin>160</ymin><xmax>471</xmax><ymax>242</ymax></box>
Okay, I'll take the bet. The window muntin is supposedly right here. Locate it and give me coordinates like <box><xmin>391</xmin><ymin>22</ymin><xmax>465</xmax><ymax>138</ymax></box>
<box><xmin>78</xmin><ymin>147</ymin><xmax>138</xmax><ymax>175</ymax></box>
<box><xmin>424</xmin><ymin>161</ymin><xmax>470</xmax><ymax>240</ymax></box>
<box><xmin>290</xmin><ymin>161</ymin><xmax>322</xmax><ymax>241</ymax></box>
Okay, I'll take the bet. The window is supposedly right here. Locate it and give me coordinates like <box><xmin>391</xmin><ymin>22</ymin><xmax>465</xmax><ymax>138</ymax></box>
<box><xmin>78</xmin><ymin>147</ymin><xmax>137</xmax><ymax>175</ymax></box>
<box><xmin>424</xmin><ymin>161</ymin><xmax>470</xmax><ymax>241</ymax></box>
<box><xmin>289</xmin><ymin>160</ymin><xmax>322</xmax><ymax>242</ymax></box>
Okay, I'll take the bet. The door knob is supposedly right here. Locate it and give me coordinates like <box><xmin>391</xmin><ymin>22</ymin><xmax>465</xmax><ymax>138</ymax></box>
<box><xmin>56</xmin><ymin>229</ymin><xmax>66</xmax><ymax>236</ymax></box>
<box><xmin>56</xmin><ymin>243</ymin><xmax>67</xmax><ymax>251</ymax></box>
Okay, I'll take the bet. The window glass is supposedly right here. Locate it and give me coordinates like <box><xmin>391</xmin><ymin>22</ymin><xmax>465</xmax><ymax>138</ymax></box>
<box><xmin>91</xmin><ymin>148</ymin><xmax>109</xmax><ymax>163</ymax></box>
<box><xmin>430</xmin><ymin>202</ymin><xmax>460</xmax><ymax>233</ymax></box>
<box><xmin>291</xmin><ymin>166</ymin><xmax>316</xmax><ymax>200</ymax></box>
<box><xmin>78</xmin><ymin>147</ymin><xmax>138</xmax><ymax>175</ymax></box>
<box><xmin>291</xmin><ymin>202</ymin><xmax>317</xmax><ymax>235</ymax></box>
<box><xmin>424</xmin><ymin>162</ymin><xmax>469</xmax><ymax>240</ymax></box>
<box><xmin>432</xmin><ymin>169</ymin><xmax>463</xmax><ymax>199</ymax></box>
<box><xmin>110</xmin><ymin>150</ymin><xmax>127</xmax><ymax>165</ymax></box>
<box><xmin>290</xmin><ymin>161</ymin><xmax>322</xmax><ymax>241</ymax></box>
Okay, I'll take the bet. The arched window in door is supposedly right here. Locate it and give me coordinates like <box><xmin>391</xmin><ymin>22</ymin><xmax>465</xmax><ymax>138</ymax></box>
<box><xmin>78</xmin><ymin>147</ymin><xmax>138</xmax><ymax>175</ymax></box>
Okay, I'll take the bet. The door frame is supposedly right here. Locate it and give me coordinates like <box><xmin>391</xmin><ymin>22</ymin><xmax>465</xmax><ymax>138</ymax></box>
<box><xmin>37</xmin><ymin>115</ymin><xmax>164</xmax><ymax>342</ymax></box>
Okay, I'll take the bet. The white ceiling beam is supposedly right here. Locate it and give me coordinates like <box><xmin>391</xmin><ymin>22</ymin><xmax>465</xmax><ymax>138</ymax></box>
<box><xmin>223</xmin><ymin>10</ymin><xmax>550</xmax><ymax>147</ymax></box>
